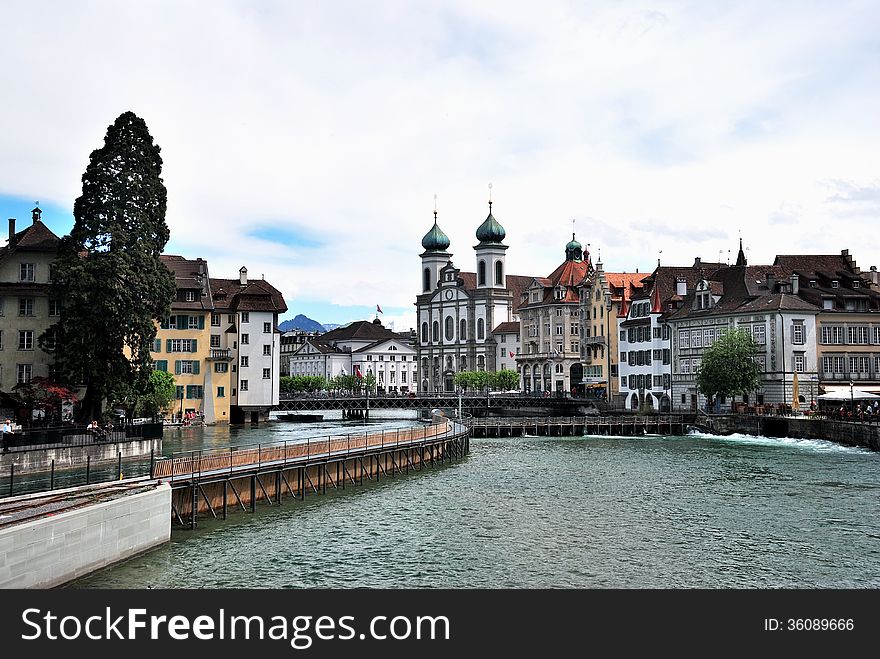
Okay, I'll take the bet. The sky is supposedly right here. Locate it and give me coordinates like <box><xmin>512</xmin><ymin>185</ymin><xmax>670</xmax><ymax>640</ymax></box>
<box><xmin>2</xmin><ymin>1</ymin><xmax>879</xmax><ymax>332</ymax></box>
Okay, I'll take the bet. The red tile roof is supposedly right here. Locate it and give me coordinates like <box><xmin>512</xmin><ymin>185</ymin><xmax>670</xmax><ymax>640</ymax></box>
<box><xmin>492</xmin><ymin>321</ymin><xmax>520</xmax><ymax>334</ymax></box>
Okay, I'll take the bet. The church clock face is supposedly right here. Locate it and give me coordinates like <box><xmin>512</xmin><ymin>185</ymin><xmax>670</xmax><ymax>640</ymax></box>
<box><xmin>444</xmin><ymin>290</ymin><xmax>454</xmax><ymax>300</ymax></box>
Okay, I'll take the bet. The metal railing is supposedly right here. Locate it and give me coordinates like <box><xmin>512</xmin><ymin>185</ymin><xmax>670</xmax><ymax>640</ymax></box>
<box><xmin>155</xmin><ymin>418</ymin><xmax>472</xmax><ymax>483</ymax></box>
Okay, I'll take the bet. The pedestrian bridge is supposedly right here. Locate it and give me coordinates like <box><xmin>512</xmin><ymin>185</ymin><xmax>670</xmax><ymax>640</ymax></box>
<box><xmin>273</xmin><ymin>393</ymin><xmax>598</xmax><ymax>414</ymax></box>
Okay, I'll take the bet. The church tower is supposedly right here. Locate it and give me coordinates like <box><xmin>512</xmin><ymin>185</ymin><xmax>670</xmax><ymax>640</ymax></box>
<box><xmin>420</xmin><ymin>207</ymin><xmax>451</xmax><ymax>294</ymax></box>
<box><xmin>473</xmin><ymin>195</ymin><xmax>508</xmax><ymax>289</ymax></box>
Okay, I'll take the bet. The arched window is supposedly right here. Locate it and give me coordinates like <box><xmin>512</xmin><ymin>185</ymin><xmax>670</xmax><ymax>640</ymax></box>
<box><xmin>477</xmin><ymin>355</ymin><xmax>485</xmax><ymax>371</ymax></box>
<box><xmin>423</xmin><ymin>268</ymin><xmax>431</xmax><ymax>292</ymax></box>
<box><xmin>478</xmin><ymin>260</ymin><xmax>486</xmax><ymax>286</ymax></box>
<box><xmin>477</xmin><ymin>318</ymin><xmax>485</xmax><ymax>339</ymax></box>
<box><xmin>461</xmin><ymin>355</ymin><xmax>468</xmax><ymax>370</ymax></box>
<box><xmin>432</xmin><ymin>321</ymin><xmax>439</xmax><ymax>342</ymax></box>
<box><xmin>445</xmin><ymin>316</ymin><xmax>454</xmax><ymax>340</ymax></box>
<box><xmin>459</xmin><ymin>319</ymin><xmax>467</xmax><ymax>341</ymax></box>
<box><xmin>495</xmin><ymin>260</ymin><xmax>503</xmax><ymax>285</ymax></box>
<box><xmin>421</xmin><ymin>322</ymin><xmax>428</xmax><ymax>344</ymax></box>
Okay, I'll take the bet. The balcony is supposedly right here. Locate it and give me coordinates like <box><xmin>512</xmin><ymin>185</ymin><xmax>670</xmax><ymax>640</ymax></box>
<box><xmin>207</xmin><ymin>348</ymin><xmax>233</xmax><ymax>361</ymax></box>
<box><xmin>582</xmin><ymin>336</ymin><xmax>607</xmax><ymax>346</ymax></box>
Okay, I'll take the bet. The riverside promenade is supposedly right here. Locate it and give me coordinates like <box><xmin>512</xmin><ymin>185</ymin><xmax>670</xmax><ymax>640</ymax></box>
<box><xmin>0</xmin><ymin>418</ymin><xmax>471</xmax><ymax>587</ymax></box>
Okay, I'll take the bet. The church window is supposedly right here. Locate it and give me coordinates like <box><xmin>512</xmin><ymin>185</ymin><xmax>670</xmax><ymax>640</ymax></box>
<box><xmin>477</xmin><ymin>318</ymin><xmax>485</xmax><ymax>340</ymax></box>
<box><xmin>423</xmin><ymin>268</ymin><xmax>431</xmax><ymax>292</ymax></box>
<box><xmin>460</xmin><ymin>319</ymin><xmax>467</xmax><ymax>341</ymax></box>
<box><xmin>495</xmin><ymin>260</ymin><xmax>503</xmax><ymax>285</ymax></box>
<box><xmin>445</xmin><ymin>316</ymin><xmax>454</xmax><ymax>340</ymax></box>
<box><xmin>432</xmin><ymin>321</ymin><xmax>439</xmax><ymax>342</ymax></box>
<box><xmin>421</xmin><ymin>322</ymin><xmax>428</xmax><ymax>343</ymax></box>
<box><xmin>478</xmin><ymin>260</ymin><xmax>486</xmax><ymax>286</ymax></box>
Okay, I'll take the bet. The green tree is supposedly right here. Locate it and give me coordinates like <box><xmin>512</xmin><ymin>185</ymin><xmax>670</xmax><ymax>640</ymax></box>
<box><xmin>42</xmin><ymin>111</ymin><xmax>176</xmax><ymax>421</ymax></box>
<box><xmin>141</xmin><ymin>370</ymin><xmax>177</xmax><ymax>418</ymax></box>
<box><xmin>362</xmin><ymin>373</ymin><xmax>377</xmax><ymax>393</ymax></box>
<box><xmin>489</xmin><ymin>369</ymin><xmax>520</xmax><ymax>391</ymax></box>
<box><xmin>696</xmin><ymin>328</ymin><xmax>761</xmax><ymax>407</ymax></box>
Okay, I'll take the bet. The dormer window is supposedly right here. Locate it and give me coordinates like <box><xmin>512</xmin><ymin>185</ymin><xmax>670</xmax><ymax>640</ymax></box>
<box><xmin>831</xmin><ymin>280</ymin><xmax>839</xmax><ymax>288</ymax></box>
<box><xmin>853</xmin><ymin>280</ymin><xmax>860</xmax><ymax>288</ymax></box>
<box><xmin>809</xmin><ymin>280</ymin><xmax>817</xmax><ymax>288</ymax></box>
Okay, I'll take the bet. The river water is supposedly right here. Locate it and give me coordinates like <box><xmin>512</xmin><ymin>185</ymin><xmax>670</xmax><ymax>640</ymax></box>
<box><xmin>71</xmin><ymin>420</ymin><xmax>880</xmax><ymax>588</ymax></box>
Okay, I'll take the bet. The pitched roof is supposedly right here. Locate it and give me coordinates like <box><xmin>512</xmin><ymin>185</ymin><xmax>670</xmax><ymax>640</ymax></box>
<box><xmin>320</xmin><ymin>319</ymin><xmax>399</xmax><ymax>342</ymax></box>
<box><xmin>492</xmin><ymin>321</ymin><xmax>520</xmax><ymax>334</ymax></box>
<box><xmin>210</xmin><ymin>277</ymin><xmax>288</xmax><ymax>313</ymax></box>
<box><xmin>0</xmin><ymin>220</ymin><xmax>60</xmax><ymax>260</ymax></box>
<box><xmin>161</xmin><ymin>255</ymin><xmax>214</xmax><ymax>311</ymax></box>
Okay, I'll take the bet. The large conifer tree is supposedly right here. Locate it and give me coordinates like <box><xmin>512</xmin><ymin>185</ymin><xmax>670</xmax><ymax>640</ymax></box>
<box><xmin>43</xmin><ymin>111</ymin><xmax>176</xmax><ymax>420</ymax></box>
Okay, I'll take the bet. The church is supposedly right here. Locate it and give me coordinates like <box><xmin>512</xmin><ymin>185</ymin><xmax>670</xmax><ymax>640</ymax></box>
<box><xmin>415</xmin><ymin>200</ymin><xmax>534</xmax><ymax>393</ymax></box>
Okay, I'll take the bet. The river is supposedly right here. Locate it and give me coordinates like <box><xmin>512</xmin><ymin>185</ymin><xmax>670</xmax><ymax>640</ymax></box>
<box><xmin>71</xmin><ymin>420</ymin><xmax>880</xmax><ymax>588</ymax></box>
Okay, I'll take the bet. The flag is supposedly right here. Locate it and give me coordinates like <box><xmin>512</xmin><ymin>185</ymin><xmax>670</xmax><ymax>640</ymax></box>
<box><xmin>376</xmin><ymin>305</ymin><xmax>383</xmax><ymax>314</ymax></box>
<box><xmin>509</xmin><ymin>351</ymin><xmax>515</xmax><ymax>358</ymax></box>
<box><xmin>355</xmin><ymin>365</ymin><xmax>363</xmax><ymax>378</ymax></box>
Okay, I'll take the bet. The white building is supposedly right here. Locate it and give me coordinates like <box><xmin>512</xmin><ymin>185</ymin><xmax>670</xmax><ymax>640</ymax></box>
<box><xmin>289</xmin><ymin>319</ymin><xmax>418</xmax><ymax>393</ymax></box>
<box><xmin>210</xmin><ymin>267</ymin><xmax>286</xmax><ymax>423</ymax></box>
<box><xmin>415</xmin><ymin>202</ymin><xmax>533</xmax><ymax>392</ymax></box>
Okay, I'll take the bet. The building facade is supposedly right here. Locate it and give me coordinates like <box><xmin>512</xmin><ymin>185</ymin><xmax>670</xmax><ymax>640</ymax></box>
<box><xmin>289</xmin><ymin>319</ymin><xmax>417</xmax><ymax>392</ymax></box>
<box><xmin>280</xmin><ymin>329</ymin><xmax>322</xmax><ymax>376</ymax></box>
<box><xmin>415</xmin><ymin>203</ymin><xmax>532</xmax><ymax>392</ymax></box>
<box><xmin>517</xmin><ymin>235</ymin><xmax>591</xmax><ymax>395</ymax></box>
<box><xmin>210</xmin><ymin>267</ymin><xmax>287</xmax><ymax>423</ymax></box>
<box><xmin>0</xmin><ymin>207</ymin><xmax>60</xmax><ymax>394</ymax></box>
<box><xmin>578</xmin><ymin>262</ymin><xmax>648</xmax><ymax>401</ymax></box>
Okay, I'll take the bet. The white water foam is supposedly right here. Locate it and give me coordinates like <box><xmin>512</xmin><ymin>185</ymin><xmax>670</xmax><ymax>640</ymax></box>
<box><xmin>686</xmin><ymin>429</ymin><xmax>874</xmax><ymax>455</ymax></box>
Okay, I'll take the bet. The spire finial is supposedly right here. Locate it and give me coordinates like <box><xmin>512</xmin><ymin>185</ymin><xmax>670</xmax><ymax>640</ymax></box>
<box><xmin>488</xmin><ymin>182</ymin><xmax>493</xmax><ymax>211</ymax></box>
<box><xmin>434</xmin><ymin>193</ymin><xmax>438</xmax><ymax>222</ymax></box>
<box><xmin>658</xmin><ymin>249</ymin><xmax>662</xmax><ymax>267</ymax></box>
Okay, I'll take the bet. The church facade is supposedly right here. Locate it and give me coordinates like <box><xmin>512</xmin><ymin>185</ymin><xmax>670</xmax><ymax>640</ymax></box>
<box><xmin>415</xmin><ymin>202</ymin><xmax>532</xmax><ymax>393</ymax></box>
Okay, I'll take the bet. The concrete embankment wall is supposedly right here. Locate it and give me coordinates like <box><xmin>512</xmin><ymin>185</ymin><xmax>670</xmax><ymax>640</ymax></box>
<box><xmin>708</xmin><ymin>415</ymin><xmax>880</xmax><ymax>451</ymax></box>
<box><xmin>0</xmin><ymin>438</ymin><xmax>161</xmax><ymax>474</ymax></box>
<box><xmin>0</xmin><ymin>482</ymin><xmax>171</xmax><ymax>589</ymax></box>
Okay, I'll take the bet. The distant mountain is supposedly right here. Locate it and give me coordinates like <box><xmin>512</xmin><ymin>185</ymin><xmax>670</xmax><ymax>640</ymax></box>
<box><xmin>279</xmin><ymin>314</ymin><xmax>325</xmax><ymax>333</ymax></box>
<box><xmin>322</xmin><ymin>323</ymin><xmax>341</xmax><ymax>331</ymax></box>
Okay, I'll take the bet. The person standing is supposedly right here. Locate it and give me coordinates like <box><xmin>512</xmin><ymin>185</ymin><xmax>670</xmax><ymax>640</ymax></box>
<box><xmin>2</xmin><ymin>419</ymin><xmax>13</xmax><ymax>454</ymax></box>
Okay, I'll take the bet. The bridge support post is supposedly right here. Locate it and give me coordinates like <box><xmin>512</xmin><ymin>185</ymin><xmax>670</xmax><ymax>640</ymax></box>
<box><xmin>250</xmin><ymin>475</ymin><xmax>256</xmax><ymax>512</ymax></box>
<box><xmin>190</xmin><ymin>483</ymin><xmax>197</xmax><ymax>529</ymax></box>
<box><xmin>223</xmin><ymin>481</ymin><xmax>228</xmax><ymax>520</ymax></box>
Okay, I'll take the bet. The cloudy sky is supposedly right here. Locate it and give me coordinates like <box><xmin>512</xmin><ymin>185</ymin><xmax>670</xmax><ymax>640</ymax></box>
<box><xmin>2</xmin><ymin>1</ymin><xmax>878</xmax><ymax>331</ymax></box>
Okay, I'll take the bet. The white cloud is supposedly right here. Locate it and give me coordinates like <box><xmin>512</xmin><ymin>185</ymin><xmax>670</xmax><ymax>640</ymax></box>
<box><xmin>1</xmin><ymin>0</ymin><xmax>879</xmax><ymax>330</ymax></box>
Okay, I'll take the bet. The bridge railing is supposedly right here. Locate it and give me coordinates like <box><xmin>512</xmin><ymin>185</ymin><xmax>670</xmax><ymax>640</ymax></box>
<box><xmin>154</xmin><ymin>418</ymin><xmax>471</xmax><ymax>482</ymax></box>
<box><xmin>470</xmin><ymin>415</ymin><xmax>684</xmax><ymax>427</ymax></box>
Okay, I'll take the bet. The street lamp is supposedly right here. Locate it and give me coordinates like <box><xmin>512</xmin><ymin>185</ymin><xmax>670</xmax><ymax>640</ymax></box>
<box><xmin>850</xmin><ymin>379</ymin><xmax>854</xmax><ymax>414</ymax></box>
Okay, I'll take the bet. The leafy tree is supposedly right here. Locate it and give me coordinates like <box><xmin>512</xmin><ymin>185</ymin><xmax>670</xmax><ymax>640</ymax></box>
<box><xmin>696</xmin><ymin>328</ymin><xmax>761</xmax><ymax>406</ymax></box>
<box><xmin>490</xmin><ymin>369</ymin><xmax>520</xmax><ymax>391</ymax></box>
<box><xmin>362</xmin><ymin>373</ymin><xmax>377</xmax><ymax>394</ymax></box>
<box><xmin>141</xmin><ymin>370</ymin><xmax>177</xmax><ymax>418</ymax></box>
<box><xmin>42</xmin><ymin>111</ymin><xmax>176</xmax><ymax>421</ymax></box>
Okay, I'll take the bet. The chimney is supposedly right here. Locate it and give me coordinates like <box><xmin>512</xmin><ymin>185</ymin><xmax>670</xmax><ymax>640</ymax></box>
<box><xmin>239</xmin><ymin>266</ymin><xmax>248</xmax><ymax>286</ymax></box>
<box><xmin>790</xmin><ymin>273</ymin><xmax>799</xmax><ymax>295</ymax></box>
<box><xmin>870</xmin><ymin>266</ymin><xmax>878</xmax><ymax>287</ymax></box>
<box><xmin>676</xmin><ymin>277</ymin><xmax>687</xmax><ymax>296</ymax></box>
<box><xmin>766</xmin><ymin>271</ymin><xmax>776</xmax><ymax>291</ymax></box>
<box><xmin>8</xmin><ymin>218</ymin><xmax>15</xmax><ymax>244</ymax></box>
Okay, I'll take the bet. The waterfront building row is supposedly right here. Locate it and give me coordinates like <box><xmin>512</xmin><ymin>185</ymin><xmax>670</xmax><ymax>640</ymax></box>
<box><xmin>0</xmin><ymin>206</ymin><xmax>287</xmax><ymax>424</ymax></box>
<box><xmin>411</xmin><ymin>199</ymin><xmax>880</xmax><ymax>409</ymax></box>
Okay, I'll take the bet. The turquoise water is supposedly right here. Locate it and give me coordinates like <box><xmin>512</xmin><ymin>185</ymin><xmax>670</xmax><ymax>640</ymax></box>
<box><xmin>70</xmin><ymin>423</ymin><xmax>880</xmax><ymax>588</ymax></box>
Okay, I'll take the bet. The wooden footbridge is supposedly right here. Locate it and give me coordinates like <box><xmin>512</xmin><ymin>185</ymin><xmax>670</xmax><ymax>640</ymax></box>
<box><xmin>155</xmin><ymin>418</ymin><xmax>472</xmax><ymax>528</ymax></box>
<box><xmin>470</xmin><ymin>415</ymin><xmax>689</xmax><ymax>438</ymax></box>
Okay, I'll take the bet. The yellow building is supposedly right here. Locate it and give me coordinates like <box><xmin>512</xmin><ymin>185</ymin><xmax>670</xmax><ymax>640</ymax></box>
<box><xmin>155</xmin><ymin>256</ymin><xmax>231</xmax><ymax>424</ymax></box>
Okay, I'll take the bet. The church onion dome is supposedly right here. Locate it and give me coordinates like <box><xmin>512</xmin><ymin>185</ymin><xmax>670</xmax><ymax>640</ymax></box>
<box><xmin>421</xmin><ymin>212</ymin><xmax>450</xmax><ymax>251</ymax></box>
<box><xmin>475</xmin><ymin>201</ymin><xmax>506</xmax><ymax>244</ymax></box>
<box><xmin>565</xmin><ymin>232</ymin><xmax>584</xmax><ymax>262</ymax></box>
<box><xmin>566</xmin><ymin>234</ymin><xmax>582</xmax><ymax>252</ymax></box>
